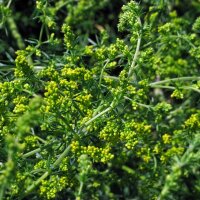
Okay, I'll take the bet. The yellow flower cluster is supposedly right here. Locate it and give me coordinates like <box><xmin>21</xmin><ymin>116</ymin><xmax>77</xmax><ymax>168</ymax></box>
<box><xmin>40</xmin><ymin>175</ymin><xmax>69</xmax><ymax>199</ymax></box>
<box><xmin>61</xmin><ymin>66</ymin><xmax>92</xmax><ymax>82</ymax></box>
<box><xmin>184</xmin><ymin>113</ymin><xmax>200</xmax><ymax>129</ymax></box>
<box><xmin>24</xmin><ymin>135</ymin><xmax>38</xmax><ymax>149</ymax></box>
<box><xmin>61</xmin><ymin>67</ymin><xmax>84</xmax><ymax>77</ymax></box>
<box><xmin>38</xmin><ymin>65</ymin><xmax>59</xmax><ymax>79</ymax></box>
<box><xmin>160</xmin><ymin>147</ymin><xmax>184</xmax><ymax>163</ymax></box>
<box><xmin>75</xmin><ymin>90</ymin><xmax>92</xmax><ymax>109</ymax></box>
<box><xmin>71</xmin><ymin>141</ymin><xmax>114</xmax><ymax>163</ymax></box>
<box><xmin>162</xmin><ymin>134</ymin><xmax>171</xmax><ymax>144</ymax></box>
<box><xmin>120</xmin><ymin>130</ymin><xmax>138</xmax><ymax>150</ymax></box>
<box><xmin>13</xmin><ymin>96</ymin><xmax>29</xmax><ymax>114</ymax></box>
<box><xmin>62</xmin><ymin>24</ymin><xmax>75</xmax><ymax>49</ymax></box>
<box><xmin>99</xmin><ymin>121</ymin><xmax>120</xmax><ymax>142</ymax></box>
<box><xmin>14</xmin><ymin>47</ymin><xmax>38</xmax><ymax>78</ymax></box>
<box><xmin>171</xmin><ymin>89</ymin><xmax>184</xmax><ymax>99</ymax></box>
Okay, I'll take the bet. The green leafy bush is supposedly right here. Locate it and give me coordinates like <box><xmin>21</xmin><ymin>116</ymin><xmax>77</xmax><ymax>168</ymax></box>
<box><xmin>0</xmin><ymin>0</ymin><xmax>200</xmax><ymax>199</ymax></box>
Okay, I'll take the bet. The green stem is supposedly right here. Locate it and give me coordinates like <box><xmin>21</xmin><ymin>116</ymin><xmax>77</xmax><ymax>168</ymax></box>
<box><xmin>124</xmin><ymin>96</ymin><xmax>152</xmax><ymax>109</ymax></box>
<box><xmin>150</xmin><ymin>85</ymin><xmax>175</xmax><ymax>89</ymax></box>
<box><xmin>149</xmin><ymin>77</ymin><xmax>200</xmax><ymax>86</ymax></box>
<box><xmin>53</xmin><ymin>145</ymin><xmax>71</xmax><ymax>168</ymax></box>
<box><xmin>103</xmin><ymin>75</ymin><xmax>119</xmax><ymax>81</ymax></box>
<box><xmin>7</xmin><ymin>16</ymin><xmax>25</xmax><ymax>49</ymax></box>
<box><xmin>22</xmin><ymin>148</ymin><xmax>41</xmax><ymax>159</ymax></box>
<box><xmin>22</xmin><ymin>141</ymin><xmax>57</xmax><ymax>159</ymax></box>
<box><xmin>92</xmin><ymin>102</ymin><xmax>105</xmax><ymax>117</ymax></box>
<box><xmin>150</xmin><ymin>85</ymin><xmax>200</xmax><ymax>93</ymax></box>
<box><xmin>35</xmin><ymin>136</ymin><xmax>47</xmax><ymax>144</ymax></box>
<box><xmin>6</xmin><ymin>0</ymin><xmax>12</xmax><ymax>8</ymax></box>
<box><xmin>22</xmin><ymin>89</ymin><xmax>38</xmax><ymax>97</ymax></box>
<box><xmin>99</xmin><ymin>59</ymin><xmax>110</xmax><ymax>88</ymax></box>
<box><xmin>77</xmin><ymin>181</ymin><xmax>84</xmax><ymax>199</ymax></box>
<box><xmin>85</xmin><ymin>106</ymin><xmax>112</xmax><ymax>126</ymax></box>
<box><xmin>39</xmin><ymin>24</ymin><xmax>45</xmax><ymax>43</ymax></box>
<box><xmin>183</xmin><ymin>86</ymin><xmax>200</xmax><ymax>93</ymax></box>
<box><xmin>55</xmin><ymin>0</ymin><xmax>71</xmax><ymax>11</ymax></box>
<box><xmin>24</xmin><ymin>145</ymin><xmax>71</xmax><ymax>195</ymax></box>
<box><xmin>128</xmin><ymin>17</ymin><xmax>142</xmax><ymax>78</ymax></box>
<box><xmin>25</xmin><ymin>171</ymin><xmax>50</xmax><ymax>194</ymax></box>
<box><xmin>144</xmin><ymin>34</ymin><xmax>196</xmax><ymax>50</ymax></box>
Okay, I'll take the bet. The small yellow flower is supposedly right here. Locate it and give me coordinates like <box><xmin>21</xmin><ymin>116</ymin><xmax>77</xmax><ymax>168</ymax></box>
<box><xmin>162</xmin><ymin>134</ymin><xmax>171</xmax><ymax>144</ymax></box>
<box><xmin>143</xmin><ymin>155</ymin><xmax>151</xmax><ymax>163</ymax></box>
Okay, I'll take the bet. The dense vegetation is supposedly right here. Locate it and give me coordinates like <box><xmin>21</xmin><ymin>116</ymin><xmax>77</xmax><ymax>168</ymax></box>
<box><xmin>0</xmin><ymin>0</ymin><xmax>200</xmax><ymax>199</ymax></box>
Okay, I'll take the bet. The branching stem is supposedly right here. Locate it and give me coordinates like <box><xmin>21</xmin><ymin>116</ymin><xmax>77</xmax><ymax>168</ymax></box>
<box><xmin>128</xmin><ymin>17</ymin><xmax>142</xmax><ymax>78</ymax></box>
<box><xmin>149</xmin><ymin>77</ymin><xmax>200</xmax><ymax>86</ymax></box>
<box><xmin>24</xmin><ymin>145</ymin><xmax>71</xmax><ymax>195</ymax></box>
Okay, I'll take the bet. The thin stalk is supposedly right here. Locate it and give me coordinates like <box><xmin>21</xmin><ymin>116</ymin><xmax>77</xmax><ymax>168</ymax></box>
<box><xmin>25</xmin><ymin>171</ymin><xmax>50</xmax><ymax>195</ymax></box>
<box><xmin>85</xmin><ymin>106</ymin><xmax>112</xmax><ymax>126</ymax></box>
<box><xmin>149</xmin><ymin>77</ymin><xmax>200</xmax><ymax>86</ymax></box>
<box><xmin>103</xmin><ymin>75</ymin><xmax>119</xmax><ymax>81</ymax></box>
<box><xmin>53</xmin><ymin>145</ymin><xmax>71</xmax><ymax>168</ymax></box>
<box><xmin>59</xmin><ymin>114</ymin><xmax>77</xmax><ymax>134</ymax></box>
<box><xmin>104</xmin><ymin>75</ymin><xmax>200</xmax><ymax>94</ymax></box>
<box><xmin>55</xmin><ymin>0</ymin><xmax>70</xmax><ymax>11</ymax></box>
<box><xmin>39</xmin><ymin>24</ymin><xmax>45</xmax><ymax>43</ymax></box>
<box><xmin>35</xmin><ymin>136</ymin><xmax>47</xmax><ymax>144</ymax></box>
<box><xmin>22</xmin><ymin>148</ymin><xmax>41</xmax><ymax>159</ymax></box>
<box><xmin>77</xmin><ymin>181</ymin><xmax>84</xmax><ymax>198</ymax></box>
<box><xmin>6</xmin><ymin>0</ymin><xmax>12</xmax><ymax>8</ymax></box>
<box><xmin>45</xmin><ymin>25</ymin><xmax>50</xmax><ymax>40</ymax></box>
<box><xmin>153</xmin><ymin>156</ymin><xmax>157</xmax><ymax>172</ymax></box>
<box><xmin>0</xmin><ymin>184</ymin><xmax>6</xmax><ymax>200</ymax></box>
<box><xmin>99</xmin><ymin>59</ymin><xmax>110</xmax><ymax>88</ymax></box>
<box><xmin>150</xmin><ymin>85</ymin><xmax>176</xmax><ymax>89</ymax></box>
<box><xmin>0</xmin><ymin>66</ymin><xmax>14</xmax><ymax>71</ymax></box>
<box><xmin>22</xmin><ymin>141</ymin><xmax>57</xmax><ymax>158</ymax></box>
<box><xmin>92</xmin><ymin>101</ymin><xmax>107</xmax><ymax>117</ymax></box>
<box><xmin>22</xmin><ymin>89</ymin><xmax>38</xmax><ymax>97</ymax></box>
<box><xmin>142</xmin><ymin>34</ymin><xmax>196</xmax><ymax>50</ymax></box>
<box><xmin>7</xmin><ymin>16</ymin><xmax>25</xmax><ymax>49</ymax></box>
<box><xmin>150</xmin><ymin>85</ymin><xmax>200</xmax><ymax>93</ymax></box>
<box><xmin>128</xmin><ymin>17</ymin><xmax>142</xmax><ymax>78</ymax></box>
<box><xmin>183</xmin><ymin>86</ymin><xmax>200</xmax><ymax>93</ymax></box>
<box><xmin>124</xmin><ymin>96</ymin><xmax>152</xmax><ymax>109</ymax></box>
<box><xmin>24</xmin><ymin>145</ymin><xmax>71</xmax><ymax>195</ymax></box>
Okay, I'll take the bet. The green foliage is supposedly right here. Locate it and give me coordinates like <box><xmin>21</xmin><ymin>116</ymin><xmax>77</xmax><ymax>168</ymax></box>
<box><xmin>0</xmin><ymin>0</ymin><xmax>200</xmax><ymax>199</ymax></box>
